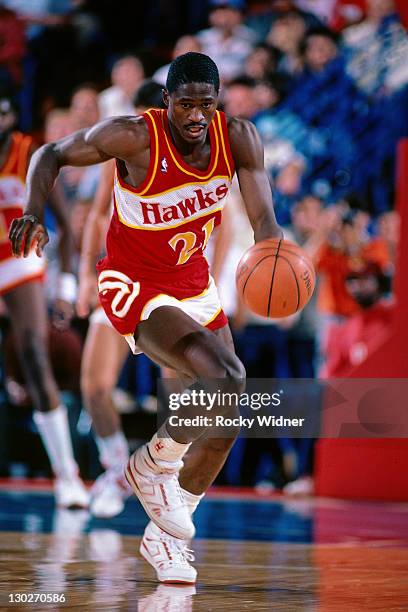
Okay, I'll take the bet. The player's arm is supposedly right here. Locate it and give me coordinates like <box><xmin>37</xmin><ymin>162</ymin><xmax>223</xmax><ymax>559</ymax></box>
<box><xmin>9</xmin><ymin>116</ymin><xmax>146</xmax><ymax>257</ymax></box>
<box><xmin>228</xmin><ymin>118</ymin><xmax>283</xmax><ymax>242</ymax></box>
<box><xmin>76</xmin><ymin>159</ymin><xmax>116</xmax><ymax>317</ymax></box>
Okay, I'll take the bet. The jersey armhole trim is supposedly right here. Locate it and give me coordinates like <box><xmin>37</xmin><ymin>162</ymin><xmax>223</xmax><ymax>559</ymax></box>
<box><xmin>217</xmin><ymin>112</ymin><xmax>235</xmax><ymax>181</ymax></box>
<box><xmin>115</xmin><ymin>110</ymin><xmax>159</xmax><ymax>196</ymax></box>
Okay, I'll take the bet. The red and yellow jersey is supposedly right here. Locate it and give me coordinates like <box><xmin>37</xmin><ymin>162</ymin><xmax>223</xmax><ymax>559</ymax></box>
<box><xmin>105</xmin><ymin>109</ymin><xmax>235</xmax><ymax>294</ymax></box>
<box><xmin>0</xmin><ymin>132</ymin><xmax>33</xmax><ymax>258</ymax></box>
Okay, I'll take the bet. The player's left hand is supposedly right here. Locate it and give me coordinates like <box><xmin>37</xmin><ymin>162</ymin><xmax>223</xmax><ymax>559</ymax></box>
<box><xmin>9</xmin><ymin>214</ymin><xmax>49</xmax><ymax>258</ymax></box>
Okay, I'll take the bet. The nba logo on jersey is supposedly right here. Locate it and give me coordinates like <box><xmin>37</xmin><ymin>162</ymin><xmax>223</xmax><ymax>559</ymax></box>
<box><xmin>160</xmin><ymin>157</ymin><xmax>168</xmax><ymax>173</ymax></box>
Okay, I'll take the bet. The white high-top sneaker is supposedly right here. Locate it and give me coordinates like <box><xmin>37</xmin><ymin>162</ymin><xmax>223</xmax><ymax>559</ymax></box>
<box><xmin>140</xmin><ymin>521</ymin><xmax>197</xmax><ymax>584</ymax></box>
<box><xmin>54</xmin><ymin>477</ymin><xmax>89</xmax><ymax>509</ymax></box>
<box><xmin>90</xmin><ymin>469</ymin><xmax>132</xmax><ymax>518</ymax></box>
<box><xmin>125</xmin><ymin>445</ymin><xmax>195</xmax><ymax>540</ymax></box>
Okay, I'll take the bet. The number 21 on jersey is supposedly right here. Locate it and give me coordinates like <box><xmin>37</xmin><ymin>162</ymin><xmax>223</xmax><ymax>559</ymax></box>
<box><xmin>168</xmin><ymin>217</ymin><xmax>215</xmax><ymax>266</ymax></box>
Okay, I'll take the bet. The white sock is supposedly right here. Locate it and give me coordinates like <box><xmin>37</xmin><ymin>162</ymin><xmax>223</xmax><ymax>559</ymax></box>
<box><xmin>148</xmin><ymin>424</ymin><xmax>191</xmax><ymax>466</ymax></box>
<box><xmin>33</xmin><ymin>406</ymin><xmax>78</xmax><ymax>480</ymax></box>
<box><xmin>95</xmin><ymin>430</ymin><xmax>129</xmax><ymax>472</ymax></box>
<box><xmin>181</xmin><ymin>488</ymin><xmax>204</xmax><ymax>515</ymax></box>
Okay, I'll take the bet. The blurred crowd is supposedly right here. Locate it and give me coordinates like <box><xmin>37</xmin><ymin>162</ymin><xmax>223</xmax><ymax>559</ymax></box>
<box><xmin>0</xmin><ymin>0</ymin><xmax>407</xmax><ymax>494</ymax></box>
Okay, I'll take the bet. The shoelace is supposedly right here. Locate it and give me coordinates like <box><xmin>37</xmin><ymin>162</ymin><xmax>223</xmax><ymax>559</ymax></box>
<box><xmin>166</xmin><ymin>539</ymin><xmax>195</xmax><ymax>566</ymax></box>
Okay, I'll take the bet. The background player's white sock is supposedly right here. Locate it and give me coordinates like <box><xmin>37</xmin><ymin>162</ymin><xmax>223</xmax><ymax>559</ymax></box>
<box><xmin>33</xmin><ymin>406</ymin><xmax>78</xmax><ymax>480</ymax></box>
<box><xmin>181</xmin><ymin>488</ymin><xmax>204</xmax><ymax>515</ymax></box>
<box><xmin>95</xmin><ymin>430</ymin><xmax>129</xmax><ymax>473</ymax></box>
<box><xmin>148</xmin><ymin>424</ymin><xmax>191</xmax><ymax>467</ymax></box>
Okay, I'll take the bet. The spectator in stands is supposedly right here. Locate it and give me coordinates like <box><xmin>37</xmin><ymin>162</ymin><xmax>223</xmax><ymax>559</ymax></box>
<box><xmin>0</xmin><ymin>4</ymin><xmax>26</xmax><ymax>86</ymax></box>
<box><xmin>266</xmin><ymin>10</ymin><xmax>307</xmax><ymax>76</ymax></box>
<box><xmin>244</xmin><ymin>43</ymin><xmax>279</xmax><ymax>80</ymax></box>
<box><xmin>223</xmin><ymin>74</ymin><xmax>318</xmax><ymax>223</ymax></box>
<box><xmin>44</xmin><ymin>107</ymin><xmax>72</xmax><ymax>141</ymax></box>
<box><xmin>3</xmin><ymin>0</ymin><xmax>75</xmax><ymax>42</ymax></box>
<box><xmin>223</xmin><ymin>75</ymin><xmax>258</xmax><ymax>119</ymax></box>
<box><xmin>48</xmin><ymin>87</ymin><xmax>101</xmax><ymax>208</ymax></box>
<box><xmin>283</xmin><ymin>27</ymin><xmax>366</xmax><ymax>202</ymax></box>
<box><xmin>99</xmin><ymin>55</ymin><xmax>144</xmax><ymax>118</ymax></box>
<box><xmin>196</xmin><ymin>0</ymin><xmax>256</xmax><ymax>83</ymax></box>
<box><xmin>343</xmin><ymin>0</ymin><xmax>408</xmax><ymax>97</ymax></box>
<box><xmin>316</xmin><ymin>209</ymin><xmax>391</xmax><ymax>321</ymax></box>
<box><xmin>322</xmin><ymin>262</ymin><xmax>395</xmax><ymax>377</ymax></box>
<box><xmin>69</xmin><ymin>83</ymin><xmax>99</xmax><ymax>131</ymax></box>
<box><xmin>245</xmin><ymin>0</ymin><xmax>321</xmax><ymax>43</ymax></box>
<box><xmin>153</xmin><ymin>35</ymin><xmax>201</xmax><ymax>86</ymax></box>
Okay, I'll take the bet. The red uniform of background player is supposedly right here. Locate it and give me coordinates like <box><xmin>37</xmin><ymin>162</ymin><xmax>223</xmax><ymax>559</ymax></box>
<box><xmin>0</xmin><ymin>93</ymin><xmax>89</xmax><ymax>508</ymax></box>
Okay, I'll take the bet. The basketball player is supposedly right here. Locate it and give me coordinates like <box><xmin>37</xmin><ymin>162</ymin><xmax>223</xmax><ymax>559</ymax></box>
<box><xmin>0</xmin><ymin>92</ymin><xmax>89</xmax><ymax>508</ymax></box>
<box><xmin>77</xmin><ymin>81</ymin><xmax>166</xmax><ymax>519</ymax></box>
<box><xmin>10</xmin><ymin>53</ymin><xmax>282</xmax><ymax>582</ymax></box>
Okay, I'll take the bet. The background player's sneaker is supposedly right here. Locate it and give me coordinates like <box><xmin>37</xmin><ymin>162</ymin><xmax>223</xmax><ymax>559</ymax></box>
<box><xmin>90</xmin><ymin>470</ymin><xmax>132</xmax><ymax>518</ymax></box>
<box><xmin>54</xmin><ymin>477</ymin><xmax>89</xmax><ymax>509</ymax></box>
<box><xmin>138</xmin><ymin>583</ymin><xmax>196</xmax><ymax>611</ymax></box>
<box><xmin>140</xmin><ymin>521</ymin><xmax>197</xmax><ymax>584</ymax></box>
<box><xmin>125</xmin><ymin>446</ymin><xmax>195</xmax><ymax>540</ymax></box>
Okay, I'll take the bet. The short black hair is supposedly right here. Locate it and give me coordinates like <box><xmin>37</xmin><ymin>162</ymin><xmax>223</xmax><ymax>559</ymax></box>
<box><xmin>300</xmin><ymin>26</ymin><xmax>340</xmax><ymax>55</ymax></box>
<box><xmin>166</xmin><ymin>52</ymin><xmax>220</xmax><ymax>94</ymax></box>
<box><xmin>227</xmin><ymin>75</ymin><xmax>256</xmax><ymax>89</ymax></box>
<box><xmin>133</xmin><ymin>79</ymin><xmax>166</xmax><ymax>109</ymax></box>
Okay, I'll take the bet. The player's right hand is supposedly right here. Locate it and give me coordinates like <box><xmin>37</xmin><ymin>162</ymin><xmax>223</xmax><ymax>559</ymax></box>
<box><xmin>9</xmin><ymin>214</ymin><xmax>49</xmax><ymax>257</ymax></box>
<box><xmin>76</xmin><ymin>273</ymin><xmax>98</xmax><ymax>318</ymax></box>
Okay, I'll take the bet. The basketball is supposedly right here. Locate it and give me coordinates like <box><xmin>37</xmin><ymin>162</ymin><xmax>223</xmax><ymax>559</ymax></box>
<box><xmin>235</xmin><ymin>238</ymin><xmax>316</xmax><ymax>318</ymax></box>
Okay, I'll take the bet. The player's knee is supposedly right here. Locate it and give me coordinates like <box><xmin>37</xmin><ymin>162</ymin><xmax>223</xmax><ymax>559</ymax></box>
<box><xmin>223</xmin><ymin>354</ymin><xmax>246</xmax><ymax>388</ymax></box>
<box><xmin>81</xmin><ymin>374</ymin><xmax>114</xmax><ymax>410</ymax></box>
<box><xmin>182</xmin><ymin>330</ymin><xmax>246</xmax><ymax>386</ymax></box>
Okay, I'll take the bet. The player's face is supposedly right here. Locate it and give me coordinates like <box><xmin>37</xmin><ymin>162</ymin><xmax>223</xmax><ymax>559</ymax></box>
<box><xmin>165</xmin><ymin>83</ymin><xmax>218</xmax><ymax>145</ymax></box>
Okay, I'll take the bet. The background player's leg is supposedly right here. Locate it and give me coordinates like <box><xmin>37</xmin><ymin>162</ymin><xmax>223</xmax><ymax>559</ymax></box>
<box><xmin>81</xmin><ymin>321</ymin><xmax>128</xmax><ymax>437</ymax></box>
<box><xmin>81</xmin><ymin>321</ymin><xmax>131</xmax><ymax>517</ymax></box>
<box><xmin>3</xmin><ymin>281</ymin><xmax>89</xmax><ymax>507</ymax></box>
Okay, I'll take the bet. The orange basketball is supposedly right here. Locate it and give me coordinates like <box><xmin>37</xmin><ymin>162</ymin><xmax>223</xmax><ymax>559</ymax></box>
<box><xmin>235</xmin><ymin>238</ymin><xmax>316</xmax><ymax>318</ymax></box>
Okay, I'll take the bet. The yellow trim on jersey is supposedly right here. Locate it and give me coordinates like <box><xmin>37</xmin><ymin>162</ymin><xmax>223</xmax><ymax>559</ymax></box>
<box><xmin>115</xmin><ymin>173</ymin><xmax>230</xmax><ymax>199</ymax></box>
<box><xmin>162</xmin><ymin>112</ymin><xmax>220</xmax><ymax>180</ymax></box>
<box><xmin>216</xmin><ymin>112</ymin><xmax>233</xmax><ymax>180</ymax></box>
<box><xmin>140</xmin><ymin>293</ymin><xmax>169</xmax><ymax>320</ymax></box>
<box><xmin>114</xmin><ymin>199</ymin><xmax>224</xmax><ymax>231</ymax></box>
<box><xmin>203</xmin><ymin>306</ymin><xmax>222</xmax><ymax>327</ymax></box>
<box><xmin>180</xmin><ymin>282</ymin><xmax>210</xmax><ymax>301</ymax></box>
<box><xmin>127</xmin><ymin>109</ymin><xmax>159</xmax><ymax>196</ymax></box>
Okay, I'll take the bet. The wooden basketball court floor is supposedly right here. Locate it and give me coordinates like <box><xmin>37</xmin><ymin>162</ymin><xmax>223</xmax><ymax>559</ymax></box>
<box><xmin>0</xmin><ymin>481</ymin><xmax>407</xmax><ymax>610</ymax></box>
